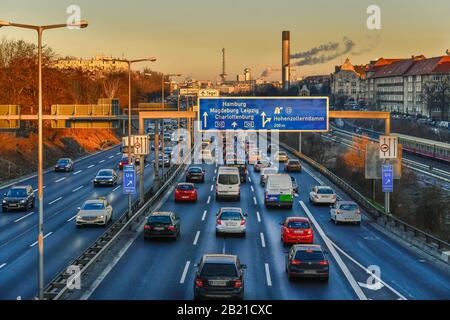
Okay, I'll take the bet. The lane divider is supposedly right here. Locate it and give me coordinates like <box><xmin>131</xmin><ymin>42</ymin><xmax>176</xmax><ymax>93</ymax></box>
<box><xmin>260</xmin><ymin>232</ymin><xmax>266</xmax><ymax>248</ymax></box>
<box><xmin>112</xmin><ymin>185</ymin><xmax>121</xmax><ymax>192</ymax></box>
<box><xmin>299</xmin><ymin>200</ymin><xmax>367</xmax><ymax>300</ymax></box>
<box><xmin>256</xmin><ymin>211</ymin><xmax>261</xmax><ymax>223</ymax></box>
<box><xmin>207</xmin><ymin>196</ymin><xmax>211</xmax><ymax>204</ymax></box>
<box><xmin>264</xmin><ymin>263</ymin><xmax>272</xmax><ymax>286</ymax></box>
<box><xmin>87</xmin><ymin>165</ymin><xmax>95</xmax><ymax>169</ymax></box>
<box><xmin>30</xmin><ymin>232</ymin><xmax>52</xmax><ymax>247</ymax></box>
<box><xmin>55</xmin><ymin>177</ymin><xmax>66</xmax><ymax>183</ymax></box>
<box><xmin>48</xmin><ymin>197</ymin><xmax>63</xmax><ymax>205</ymax></box>
<box><xmin>202</xmin><ymin>210</ymin><xmax>207</xmax><ymax>221</ymax></box>
<box><xmin>72</xmin><ymin>186</ymin><xmax>84</xmax><ymax>193</ymax></box>
<box><xmin>14</xmin><ymin>211</ymin><xmax>35</xmax><ymax>223</ymax></box>
<box><xmin>67</xmin><ymin>215</ymin><xmax>77</xmax><ymax>222</ymax></box>
<box><xmin>99</xmin><ymin>160</ymin><xmax>105</xmax><ymax>164</ymax></box>
<box><xmin>0</xmin><ymin>263</ymin><xmax>6</xmax><ymax>269</ymax></box>
<box><xmin>193</xmin><ymin>231</ymin><xmax>200</xmax><ymax>246</ymax></box>
<box><xmin>253</xmin><ymin>196</ymin><xmax>257</xmax><ymax>205</ymax></box>
<box><xmin>180</xmin><ymin>261</ymin><xmax>191</xmax><ymax>284</ymax></box>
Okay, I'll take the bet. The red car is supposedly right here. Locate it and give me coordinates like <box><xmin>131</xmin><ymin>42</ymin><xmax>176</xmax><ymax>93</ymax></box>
<box><xmin>119</xmin><ymin>156</ymin><xmax>129</xmax><ymax>170</ymax></box>
<box><xmin>280</xmin><ymin>217</ymin><xmax>313</xmax><ymax>245</ymax></box>
<box><xmin>174</xmin><ymin>183</ymin><xmax>198</xmax><ymax>202</ymax></box>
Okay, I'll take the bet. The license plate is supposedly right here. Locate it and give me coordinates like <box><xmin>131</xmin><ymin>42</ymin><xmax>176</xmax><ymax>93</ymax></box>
<box><xmin>182</xmin><ymin>196</ymin><xmax>189</xmax><ymax>199</ymax></box>
<box><xmin>303</xmin><ymin>270</ymin><xmax>316</xmax><ymax>274</ymax></box>
<box><xmin>209</xmin><ymin>280</ymin><xmax>227</xmax><ymax>286</ymax></box>
<box><xmin>10</xmin><ymin>204</ymin><xmax>18</xmax><ymax>207</ymax></box>
<box><xmin>294</xmin><ymin>230</ymin><xmax>304</xmax><ymax>234</ymax></box>
<box><xmin>154</xmin><ymin>227</ymin><xmax>164</xmax><ymax>231</ymax></box>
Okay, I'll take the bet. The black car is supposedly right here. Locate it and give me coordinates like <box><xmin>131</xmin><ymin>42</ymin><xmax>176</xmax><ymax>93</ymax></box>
<box><xmin>144</xmin><ymin>211</ymin><xmax>180</xmax><ymax>240</ymax></box>
<box><xmin>194</xmin><ymin>254</ymin><xmax>246</xmax><ymax>300</ymax></box>
<box><xmin>2</xmin><ymin>185</ymin><xmax>35</xmax><ymax>212</ymax></box>
<box><xmin>291</xmin><ymin>176</ymin><xmax>299</xmax><ymax>193</ymax></box>
<box><xmin>164</xmin><ymin>147</ymin><xmax>173</xmax><ymax>159</ymax></box>
<box><xmin>93</xmin><ymin>169</ymin><xmax>118</xmax><ymax>187</ymax></box>
<box><xmin>186</xmin><ymin>167</ymin><xmax>205</xmax><ymax>182</ymax></box>
<box><xmin>286</xmin><ymin>244</ymin><xmax>329</xmax><ymax>281</ymax></box>
<box><xmin>54</xmin><ymin>158</ymin><xmax>74</xmax><ymax>172</ymax></box>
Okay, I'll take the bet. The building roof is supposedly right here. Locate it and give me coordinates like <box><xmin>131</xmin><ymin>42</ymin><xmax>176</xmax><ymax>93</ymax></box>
<box><xmin>335</xmin><ymin>58</ymin><xmax>368</xmax><ymax>78</ymax></box>
<box><xmin>369</xmin><ymin>55</ymin><xmax>450</xmax><ymax>78</ymax></box>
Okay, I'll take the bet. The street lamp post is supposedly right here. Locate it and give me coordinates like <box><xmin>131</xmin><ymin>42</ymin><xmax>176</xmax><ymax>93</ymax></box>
<box><xmin>0</xmin><ymin>19</ymin><xmax>88</xmax><ymax>300</ymax></box>
<box><xmin>103</xmin><ymin>57</ymin><xmax>157</xmax><ymax>214</ymax></box>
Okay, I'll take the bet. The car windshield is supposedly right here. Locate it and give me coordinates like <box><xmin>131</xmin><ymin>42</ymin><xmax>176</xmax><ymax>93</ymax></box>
<box><xmin>57</xmin><ymin>159</ymin><xmax>69</xmax><ymax>165</ymax></box>
<box><xmin>218</xmin><ymin>174</ymin><xmax>239</xmax><ymax>185</ymax></box>
<box><xmin>98</xmin><ymin>170</ymin><xmax>112</xmax><ymax>177</ymax></box>
<box><xmin>189</xmin><ymin>168</ymin><xmax>202</xmax><ymax>173</ymax></box>
<box><xmin>288</xmin><ymin>160</ymin><xmax>299</xmax><ymax>165</ymax></box>
<box><xmin>288</xmin><ymin>221</ymin><xmax>310</xmax><ymax>229</ymax></box>
<box><xmin>318</xmin><ymin>188</ymin><xmax>334</xmax><ymax>194</ymax></box>
<box><xmin>220</xmin><ymin>211</ymin><xmax>242</xmax><ymax>220</ymax></box>
<box><xmin>6</xmin><ymin>189</ymin><xmax>27</xmax><ymax>197</ymax></box>
<box><xmin>264</xmin><ymin>169</ymin><xmax>277</xmax><ymax>175</ymax></box>
<box><xmin>147</xmin><ymin>215</ymin><xmax>172</xmax><ymax>224</ymax></box>
<box><xmin>340</xmin><ymin>203</ymin><xmax>358</xmax><ymax>211</ymax></box>
<box><xmin>178</xmin><ymin>184</ymin><xmax>194</xmax><ymax>191</ymax></box>
<box><xmin>278</xmin><ymin>152</ymin><xmax>287</xmax><ymax>156</ymax></box>
<box><xmin>294</xmin><ymin>250</ymin><xmax>324</xmax><ymax>261</ymax></box>
<box><xmin>200</xmin><ymin>263</ymin><xmax>237</xmax><ymax>277</ymax></box>
<box><xmin>82</xmin><ymin>202</ymin><xmax>105</xmax><ymax>210</ymax></box>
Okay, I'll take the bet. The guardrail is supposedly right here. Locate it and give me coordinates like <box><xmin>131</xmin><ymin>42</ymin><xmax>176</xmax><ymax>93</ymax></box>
<box><xmin>42</xmin><ymin>144</ymin><xmax>197</xmax><ymax>300</ymax></box>
<box><xmin>278</xmin><ymin>140</ymin><xmax>450</xmax><ymax>253</ymax></box>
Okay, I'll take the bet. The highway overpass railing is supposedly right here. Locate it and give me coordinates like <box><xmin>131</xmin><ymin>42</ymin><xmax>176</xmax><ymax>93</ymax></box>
<box><xmin>279</xmin><ymin>140</ymin><xmax>450</xmax><ymax>257</ymax></box>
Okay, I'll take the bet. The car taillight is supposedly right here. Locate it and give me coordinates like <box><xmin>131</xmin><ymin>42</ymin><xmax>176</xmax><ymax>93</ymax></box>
<box><xmin>319</xmin><ymin>261</ymin><xmax>328</xmax><ymax>265</ymax></box>
<box><xmin>307</xmin><ymin>230</ymin><xmax>312</xmax><ymax>235</ymax></box>
<box><xmin>168</xmin><ymin>225</ymin><xmax>175</xmax><ymax>231</ymax></box>
<box><xmin>234</xmin><ymin>280</ymin><xmax>242</xmax><ymax>288</ymax></box>
<box><xmin>195</xmin><ymin>279</ymin><xmax>203</xmax><ymax>287</ymax></box>
<box><xmin>144</xmin><ymin>225</ymin><xmax>152</xmax><ymax>230</ymax></box>
<box><xmin>240</xmin><ymin>220</ymin><xmax>245</xmax><ymax>225</ymax></box>
<box><xmin>356</xmin><ymin>209</ymin><xmax>361</xmax><ymax>215</ymax></box>
<box><xmin>337</xmin><ymin>210</ymin><xmax>342</xmax><ymax>214</ymax></box>
<box><xmin>291</xmin><ymin>260</ymin><xmax>301</xmax><ymax>265</ymax></box>
<box><xmin>119</xmin><ymin>162</ymin><xmax>123</xmax><ymax>166</ymax></box>
<box><xmin>217</xmin><ymin>219</ymin><xmax>222</xmax><ymax>225</ymax></box>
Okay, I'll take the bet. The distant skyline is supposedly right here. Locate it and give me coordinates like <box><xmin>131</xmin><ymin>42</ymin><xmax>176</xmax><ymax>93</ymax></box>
<box><xmin>1</xmin><ymin>0</ymin><xmax>450</xmax><ymax>81</ymax></box>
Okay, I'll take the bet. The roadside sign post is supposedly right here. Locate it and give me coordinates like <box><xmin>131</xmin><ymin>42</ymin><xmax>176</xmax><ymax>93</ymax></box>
<box><xmin>130</xmin><ymin>135</ymin><xmax>149</xmax><ymax>206</ymax></box>
<box><xmin>382</xmin><ymin>164</ymin><xmax>393</xmax><ymax>214</ymax></box>
<box><xmin>123</xmin><ymin>164</ymin><xmax>136</xmax><ymax>220</ymax></box>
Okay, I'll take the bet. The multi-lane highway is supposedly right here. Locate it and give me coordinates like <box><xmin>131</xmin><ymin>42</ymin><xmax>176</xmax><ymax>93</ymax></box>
<box><xmin>76</xmin><ymin>144</ymin><xmax>450</xmax><ymax>300</ymax></box>
<box><xmin>0</xmin><ymin>145</ymin><xmax>163</xmax><ymax>299</ymax></box>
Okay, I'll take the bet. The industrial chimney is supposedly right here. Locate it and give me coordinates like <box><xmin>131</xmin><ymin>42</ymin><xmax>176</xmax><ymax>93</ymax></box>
<box><xmin>282</xmin><ymin>31</ymin><xmax>290</xmax><ymax>92</ymax></box>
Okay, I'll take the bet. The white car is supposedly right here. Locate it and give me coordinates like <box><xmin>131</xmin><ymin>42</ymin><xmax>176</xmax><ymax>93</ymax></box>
<box><xmin>248</xmin><ymin>149</ymin><xmax>262</xmax><ymax>164</ymax></box>
<box><xmin>260</xmin><ymin>167</ymin><xmax>278</xmax><ymax>186</ymax></box>
<box><xmin>330</xmin><ymin>201</ymin><xmax>361</xmax><ymax>225</ymax></box>
<box><xmin>200</xmin><ymin>149</ymin><xmax>214</xmax><ymax>163</ymax></box>
<box><xmin>76</xmin><ymin>198</ymin><xmax>113</xmax><ymax>227</ymax></box>
<box><xmin>309</xmin><ymin>186</ymin><xmax>337</xmax><ymax>205</ymax></box>
<box><xmin>254</xmin><ymin>159</ymin><xmax>272</xmax><ymax>172</ymax></box>
<box><xmin>216</xmin><ymin>207</ymin><xmax>247</xmax><ymax>236</ymax></box>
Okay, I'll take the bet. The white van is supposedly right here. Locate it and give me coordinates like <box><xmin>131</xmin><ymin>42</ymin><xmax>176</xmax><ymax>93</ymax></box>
<box><xmin>264</xmin><ymin>174</ymin><xmax>294</xmax><ymax>209</ymax></box>
<box><xmin>216</xmin><ymin>167</ymin><xmax>241</xmax><ymax>201</ymax></box>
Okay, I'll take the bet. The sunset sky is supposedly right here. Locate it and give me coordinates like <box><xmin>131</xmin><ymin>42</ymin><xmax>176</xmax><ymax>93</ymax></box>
<box><xmin>2</xmin><ymin>0</ymin><xmax>450</xmax><ymax>81</ymax></box>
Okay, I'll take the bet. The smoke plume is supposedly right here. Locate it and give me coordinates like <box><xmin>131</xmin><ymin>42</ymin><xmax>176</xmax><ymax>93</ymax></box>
<box><xmin>260</xmin><ymin>66</ymin><xmax>281</xmax><ymax>78</ymax></box>
<box><xmin>291</xmin><ymin>37</ymin><xmax>355</xmax><ymax>66</ymax></box>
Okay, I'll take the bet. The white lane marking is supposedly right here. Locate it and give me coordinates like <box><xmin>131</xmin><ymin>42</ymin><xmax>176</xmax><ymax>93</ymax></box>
<box><xmin>14</xmin><ymin>212</ymin><xmax>35</xmax><ymax>223</ymax></box>
<box><xmin>180</xmin><ymin>261</ymin><xmax>191</xmax><ymax>284</ymax></box>
<box><xmin>256</xmin><ymin>211</ymin><xmax>261</xmax><ymax>223</ymax></box>
<box><xmin>202</xmin><ymin>210</ymin><xmax>207</xmax><ymax>221</ymax></box>
<box><xmin>48</xmin><ymin>197</ymin><xmax>62</xmax><ymax>205</ymax></box>
<box><xmin>145</xmin><ymin>164</ymin><xmax>149</xmax><ymax>168</ymax></box>
<box><xmin>222</xmin><ymin>241</ymin><xmax>226</xmax><ymax>254</ymax></box>
<box><xmin>55</xmin><ymin>177</ymin><xmax>66</xmax><ymax>183</ymax></box>
<box><xmin>249</xmin><ymin>177</ymin><xmax>252</xmax><ymax>182</ymax></box>
<box><xmin>251</xmin><ymin>186</ymin><xmax>254</xmax><ymax>192</ymax></box>
<box><xmin>79</xmin><ymin>181</ymin><xmax>179</xmax><ymax>300</ymax></box>
<box><xmin>0</xmin><ymin>263</ymin><xmax>6</xmax><ymax>269</ymax></box>
<box><xmin>30</xmin><ymin>232</ymin><xmax>53</xmax><ymax>247</ymax></box>
<box><xmin>210</xmin><ymin>185</ymin><xmax>214</xmax><ymax>192</ymax></box>
<box><xmin>253</xmin><ymin>196</ymin><xmax>257</xmax><ymax>205</ymax></box>
<box><xmin>193</xmin><ymin>231</ymin><xmax>200</xmax><ymax>246</ymax></box>
<box><xmin>87</xmin><ymin>165</ymin><xmax>95</xmax><ymax>169</ymax></box>
<box><xmin>73</xmin><ymin>170</ymin><xmax>82</xmax><ymax>175</ymax></box>
<box><xmin>99</xmin><ymin>160</ymin><xmax>105</xmax><ymax>164</ymax></box>
<box><xmin>72</xmin><ymin>186</ymin><xmax>84</xmax><ymax>192</ymax></box>
<box><xmin>112</xmin><ymin>185</ymin><xmax>121</xmax><ymax>192</ymax></box>
<box><xmin>207</xmin><ymin>196</ymin><xmax>211</xmax><ymax>204</ymax></box>
<box><xmin>214</xmin><ymin>169</ymin><xmax>217</xmax><ymax>174</ymax></box>
<box><xmin>109</xmin><ymin>156</ymin><xmax>114</xmax><ymax>159</ymax></box>
<box><xmin>33</xmin><ymin>189</ymin><xmax>38</xmax><ymax>193</ymax></box>
<box><xmin>67</xmin><ymin>215</ymin><xmax>77</xmax><ymax>222</ymax></box>
<box><xmin>265</xmin><ymin>263</ymin><xmax>272</xmax><ymax>286</ymax></box>
<box><xmin>330</xmin><ymin>239</ymin><xmax>407</xmax><ymax>300</ymax></box>
<box><xmin>116</xmin><ymin>152</ymin><xmax>121</xmax><ymax>155</ymax></box>
<box><xmin>300</xmin><ymin>201</ymin><xmax>367</xmax><ymax>300</ymax></box>
<box><xmin>260</xmin><ymin>232</ymin><xmax>266</xmax><ymax>248</ymax></box>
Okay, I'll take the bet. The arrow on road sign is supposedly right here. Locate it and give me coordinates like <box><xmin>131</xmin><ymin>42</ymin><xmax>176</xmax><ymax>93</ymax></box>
<box><xmin>261</xmin><ymin>112</ymin><xmax>271</xmax><ymax>128</ymax></box>
<box><xmin>231</xmin><ymin>122</ymin><xmax>237</xmax><ymax>128</ymax></box>
<box><xmin>203</xmin><ymin>112</ymin><xmax>208</xmax><ymax>128</ymax></box>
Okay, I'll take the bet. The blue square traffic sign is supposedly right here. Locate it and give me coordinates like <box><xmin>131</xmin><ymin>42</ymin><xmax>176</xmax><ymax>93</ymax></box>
<box><xmin>123</xmin><ymin>165</ymin><xmax>136</xmax><ymax>195</ymax></box>
<box><xmin>382</xmin><ymin>165</ymin><xmax>393</xmax><ymax>193</ymax></box>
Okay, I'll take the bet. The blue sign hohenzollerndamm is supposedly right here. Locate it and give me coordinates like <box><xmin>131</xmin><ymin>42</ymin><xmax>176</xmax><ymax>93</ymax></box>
<box><xmin>198</xmin><ymin>97</ymin><xmax>328</xmax><ymax>132</ymax></box>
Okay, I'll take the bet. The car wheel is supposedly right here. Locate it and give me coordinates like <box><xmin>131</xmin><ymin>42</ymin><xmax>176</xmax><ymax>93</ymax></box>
<box><xmin>215</xmin><ymin>231</ymin><xmax>220</xmax><ymax>237</ymax></box>
<box><xmin>334</xmin><ymin>219</ymin><xmax>339</xmax><ymax>225</ymax></box>
<box><xmin>241</xmin><ymin>232</ymin><xmax>246</xmax><ymax>238</ymax></box>
<box><xmin>288</xmin><ymin>274</ymin><xmax>294</xmax><ymax>281</ymax></box>
<box><xmin>322</xmin><ymin>276</ymin><xmax>329</xmax><ymax>282</ymax></box>
<box><xmin>355</xmin><ymin>221</ymin><xmax>361</xmax><ymax>226</ymax></box>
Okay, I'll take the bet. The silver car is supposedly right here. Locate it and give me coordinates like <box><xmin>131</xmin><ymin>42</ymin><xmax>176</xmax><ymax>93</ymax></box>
<box><xmin>216</xmin><ymin>207</ymin><xmax>248</xmax><ymax>237</ymax></box>
<box><xmin>76</xmin><ymin>198</ymin><xmax>113</xmax><ymax>227</ymax></box>
<box><xmin>254</xmin><ymin>159</ymin><xmax>272</xmax><ymax>172</ymax></box>
<box><xmin>330</xmin><ymin>201</ymin><xmax>361</xmax><ymax>225</ymax></box>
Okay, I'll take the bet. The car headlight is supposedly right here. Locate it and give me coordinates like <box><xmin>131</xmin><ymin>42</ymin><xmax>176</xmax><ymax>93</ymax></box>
<box><xmin>20</xmin><ymin>199</ymin><xmax>26</xmax><ymax>203</ymax></box>
<box><xmin>98</xmin><ymin>215</ymin><xmax>104</xmax><ymax>219</ymax></box>
<box><xmin>2</xmin><ymin>200</ymin><xmax>6</xmax><ymax>204</ymax></box>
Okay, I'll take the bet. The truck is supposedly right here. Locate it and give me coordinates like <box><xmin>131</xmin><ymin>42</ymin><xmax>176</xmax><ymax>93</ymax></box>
<box><xmin>264</xmin><ymin>174</ymin><xmax>294</xmax><ymax>209</ymax></box>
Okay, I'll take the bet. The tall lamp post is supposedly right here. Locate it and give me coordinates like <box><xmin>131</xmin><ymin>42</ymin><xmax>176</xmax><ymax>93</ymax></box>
<box><xmin>0</xmin><ymin>19</ymin><xmax>88</xmax><ymax>300</ymax></box>
<box><xmin>103</xmin><ymin>57</ymin><xmax>157</xmax><ymax>217</ymax></box>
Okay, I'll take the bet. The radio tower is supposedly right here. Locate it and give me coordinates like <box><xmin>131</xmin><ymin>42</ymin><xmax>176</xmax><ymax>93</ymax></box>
<box><xmin>220</xmin><ymin>48</ymin><xmax>227</xmax><ymax>83</ymax></box>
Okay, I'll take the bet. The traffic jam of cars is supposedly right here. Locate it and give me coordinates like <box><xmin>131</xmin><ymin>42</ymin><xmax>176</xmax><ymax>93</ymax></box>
<box><xmin>1</xmin><ymin>128</ymin><xmax>361</xmax><ymax>300</ymax></box>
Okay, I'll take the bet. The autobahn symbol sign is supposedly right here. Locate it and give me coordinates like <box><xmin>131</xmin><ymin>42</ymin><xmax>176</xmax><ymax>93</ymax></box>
<box><xmin>382</xmin><ymin>165</ymin><xmax>393</xmax><ymax>192</ymax></box>
<box><xmin>123</xmin><ymin>165</ymin><xmax>136</xmax><ymax>195</ymax></box>
<box><xmin>379</xmin><ymin>136</ymin><xmax>398</xmax><ymax>159</ymax></box>
<box><xmin>198</xmin><ymin>97</ymin><xmax>328</xmax><ymax>132</ymax></box>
